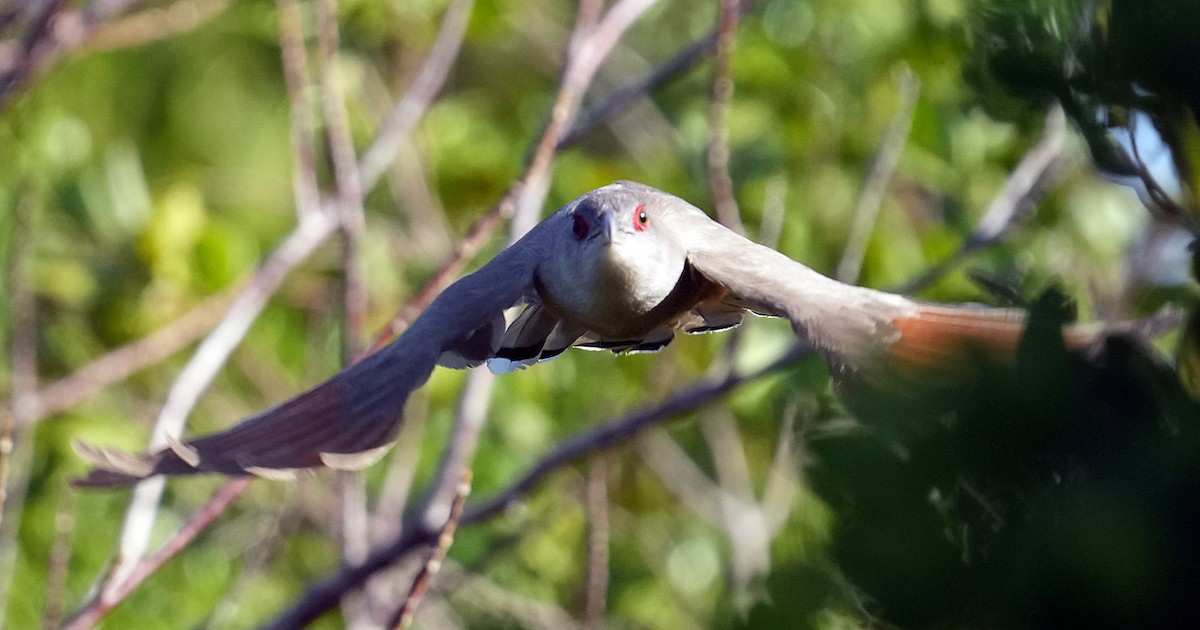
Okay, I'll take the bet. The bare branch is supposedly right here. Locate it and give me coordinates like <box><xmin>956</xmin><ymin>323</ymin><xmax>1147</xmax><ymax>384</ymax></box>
<box><xmin>583</xmin><ymin>456</ymin><xmax>609</xmax><ymax>630</ymax></box>
<box><xmin>63</xmin><ymin>477</ymin><xmax>253</xmax><ymax>629</ymax></box>
<box><xmin>559</xmin><ymin>0</ymin><xmax>755</xmax><ymax>150</ymax></box>
<box><xmin>314</xmin><ymin>1</ymin><xmax>374</xmax><ymax>599</ymax></box>
<box><xmin>357</xmin><ymin>0</ymin><xmax>474</xmax><ymax>190</ymax></box>
<box><xmin>0</xmin><ymin>187</ymin><xmax>38</xmax><ymax>622</ymax></box>
<box><xmin>0</xmin><ymin>0</ymin><xmax>162</xmax><ymax>109</ymax></box>
<box><xmin>265</xmin><ymin>347</ymin><xmax>801</xmax><ymax>628</ymax></box>
<box><xmin>40</xmin><ymin>489</ymin><xmax>75</xmax><ymax>629</ymax></box>
<box><xmin>389</xmin><ymin>470</ymin><xmax>472</xmax><ymax>629</ymax></box>
<box><xmin>761</xmin><ymin>410</ymin><xmax>799</xmax><ymax>535</ymax></box>
<box><xmin>316</xmin><ymin>0</ymin><xmax>366</xmax><ymax>353</ymax></box>
<box><xmin>835</xmin><ymin>64</ymin><xmax>919</xmax><ymax>284</ymax></box>
<box><xmin>706</xmin><ymin>0</ymin><xmax>746</xmax><ymax>236</ymax></box>
<box><xmin>84</xmin><ymin>0</ymin><xmax>231</xmax><ymax>52</ymax></box>
<box><xmin>276</xmin><ymin>0</ymin><xmax>321</xmax><ymax>222</ymax></box>
<box><xmin>898</xmin><ymin>103</ymin><xmax>1070</xmax><ymax>294</ymax></box>
<box><xmin>27</xmin><ymin>288</ymin><xmax>235</xmax><ymax>424</ymax></box>
<box><xmin>108</xmin><ymin>210</ymin><xmax>337</xmax><ymax>589</ymax></box>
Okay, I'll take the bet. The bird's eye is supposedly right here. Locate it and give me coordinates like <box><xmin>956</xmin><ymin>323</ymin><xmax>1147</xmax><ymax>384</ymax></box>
<box><xmin>571</xmin><ymin>213</ymin><xmax>589</xmax><ymax>241</ymax></box>
<box><xmin>633</xmin><ymin>204</ymin><xmax>648</xmax><ymax>231</ymax></box>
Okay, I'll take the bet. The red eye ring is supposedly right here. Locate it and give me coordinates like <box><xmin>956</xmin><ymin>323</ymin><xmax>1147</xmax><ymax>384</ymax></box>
<box><xmin>633</xmin><ymin>204</ymin><xmax>648</xmax><ymax>231</ymax></box>
<box><xmin>571</xmin><ymin>213</ymin><xmax>589</xmax><ymax>241</ymax></box>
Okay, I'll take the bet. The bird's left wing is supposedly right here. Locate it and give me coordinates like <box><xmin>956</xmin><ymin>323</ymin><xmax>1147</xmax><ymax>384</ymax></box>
<box><xmin>75</xmin><ymin>218</ymin><xmax>559</xmax><ymax>487</ymax></box>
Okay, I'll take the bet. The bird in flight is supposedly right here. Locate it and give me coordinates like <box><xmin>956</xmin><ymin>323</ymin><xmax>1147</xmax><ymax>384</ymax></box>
<box><xmin>75</xmin><ymin>181</ymin><xmax>1154</xmax><ymax>486</ymax></box>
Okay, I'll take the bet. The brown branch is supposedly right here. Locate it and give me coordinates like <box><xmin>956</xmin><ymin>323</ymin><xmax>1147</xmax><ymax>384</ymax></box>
<box><xmin>583</xmin><ymin>456</ymin><xmax>609</xmax><ymax>630</ymax></box>
<box><xmin>276</xmin><ymin>0</ymin><xmax>320</xmax><ymax>222</ymax></box>
<box><xmin>264</xmin><ymin>347</ymin><xmax>802</xmax><ymax>629</ymax></box>
<box><xmin>62</xmin><ymin>477</ymin><xmax>253</xmax><ymax>629</ymax></box>
<box><xmin>388</xmin><ymin>469</ymin><xmax>472</xmax><ymax>629</ymax></box>
<box><xmin>0</xmin><ymin>0</ymin><xmax>63</xmax><ymax>105</ymax></box>
<box><xmin>0</xmin><ymin>0</ymin><xmax>155</xmax><ymax>109</ymax></box>
<box><xmin>40</xmin><ymin>489</ymin><xmax>75</xmax><ymax>629</ymax></box>
<box><xmin>706</xmin><ymin>0</ymin><xmax>746</xmax><ymax>236</ymax></box>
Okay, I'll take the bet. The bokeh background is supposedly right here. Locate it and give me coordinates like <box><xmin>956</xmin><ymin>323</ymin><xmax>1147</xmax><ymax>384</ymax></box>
<box><xmin>2</xmin><ymin>0</ymin><xmax>1199</xmax><ymax>627</ymax></box>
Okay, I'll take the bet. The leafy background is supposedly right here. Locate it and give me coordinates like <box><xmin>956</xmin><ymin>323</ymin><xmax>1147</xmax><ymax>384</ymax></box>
<box><xmin>1</xmin><ymin>0</ymin><xmax>1198</xmax><ymax>628</ymax></box>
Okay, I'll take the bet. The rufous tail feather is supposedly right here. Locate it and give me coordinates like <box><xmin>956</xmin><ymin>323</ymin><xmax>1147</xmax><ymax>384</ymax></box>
<box><xmin>882</xmin><ymin>304</ymin><xmax>1172</xmax><ymax>388</ymax></box>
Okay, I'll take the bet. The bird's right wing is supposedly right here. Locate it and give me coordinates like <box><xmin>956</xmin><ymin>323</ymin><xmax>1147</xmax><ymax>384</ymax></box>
<box><xmin>75</xmin><ymin>220</ymin><xmax>556</xmax><ymax>487</ymax></box>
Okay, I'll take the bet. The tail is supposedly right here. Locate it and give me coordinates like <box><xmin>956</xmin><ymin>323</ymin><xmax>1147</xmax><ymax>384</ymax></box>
<box><xmin>873</xmin><ymin>301</ymin><xmax>1177</xmax><ymax>394</ymax></box>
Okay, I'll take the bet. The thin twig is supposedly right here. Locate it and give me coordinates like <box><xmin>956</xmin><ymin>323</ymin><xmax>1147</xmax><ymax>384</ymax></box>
<box><xmin>84</xmin><ymin>0</ymin><xmax>231</xmax><ymax>51</ymax></box>
<box><xmin>27</xmin><ymin>288</ymin><xmax>236</xmax><ymax>424</ymax></box>
<box><xmin>0</xmin><ymin>0</ymin><xmax>156</xmax><ymax>109</ymax></box>
<box><xmin>62</xmin><ymin>477</ymin><xmax>253</xmax><ymax>629</ymax></box>
<box><xmin>420</xmin><ymin>366</ymin><xmax>496</xmax><ymax>531</ymax></box>
<box><xmin>357</xmin><ymin>0</ymin><xmax>474</xmax><ymax>190</ymax></box>
<box><xmin>315</xmin><ymin>0</ymin><xmax>366</xmax><ymax>357</ymax></box>
<box><xmin>560</xmin><ymin>33</ymin><xmax>712</xmax><ymax>148</ymax></box>
<box><xmin>706</xmin><ymin>0</ymin><xmax>746</xmax><ymax>236</ymax></box>
<box><xmin>371</xmin><ymin>395</ymin><xmax>429</xmax><ymax>540</ymax></box>
<box><xmin>898</xmin><ymin>103</ymin><xmax>1070</xmax><ymax>294</ymax></box>
<box><xmin>835</xmin><ymin>64</ymin><xmax>919</xmax><ymax>284</ymax></box>
<box><xmin>108</xmin><ymin>211</ymin><xmax>337</xmax><ymax>588</ymax></box>
<box><xmin>638</xmin><ymin>430</ymin><xmax>724</xmax><ymax>523</ymax></box>
<box><xmin>760</xmin><ymin>409</ymin><xmax>799</xmax><ymax>535</ymax></box>
<box><xmin>276</xmin><ymin>0</ymin><xmax>320</xmax><ymax>222</ymax></box>
<box><xmin>0</xmin><ymin>186</ymin><xmax>38</xmax><ymax>622</ymax></box>
<box><xmin>40</xmin><ymin>488</ymin><xmax>76</xmax><ymax>629</ymax></box>
<box><xmin>583</xmin><ymin>456</ymin><xmax>609</xmax><ymax>630</ymax></box>
<box><xmin>314</xmin><ymin>3</ymin><xmax>373</xmax><ymax>607</ymax></box>
<box><xmin>1126</xmin><ymin>111</ymin><xmax>1198</xmax><ymax>233</ymax></box>
<box><xmin>388</xmin><ymin>470</ymin><xmax>472</xmax><ymax>629</ymax></box>
<box><xmin>0</xmin><ymin>0</ymin><xmax>63</xmax><ymax>105</ymax></box>
<box><xmin>99</xmin><ymin>0</ymin><xmax>341</xmax><ymax>591</ymax></box>
<box><xmin>0</xmin><ymin>187</ymin><xmax>35</xmax><ymax>530</ymax></box>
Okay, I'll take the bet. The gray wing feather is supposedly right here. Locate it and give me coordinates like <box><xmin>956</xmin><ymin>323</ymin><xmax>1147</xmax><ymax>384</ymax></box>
<box><xmin>76</xmin><ymin>222</ymin><xmax>553</xmax><ymax>486</ymax></box>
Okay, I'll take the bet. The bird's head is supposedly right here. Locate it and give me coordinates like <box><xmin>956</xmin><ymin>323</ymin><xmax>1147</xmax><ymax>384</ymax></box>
<box><xmin>536</xmin><ymin>183</ymin><xmax>688</xmax><ymax>337</ymax></box>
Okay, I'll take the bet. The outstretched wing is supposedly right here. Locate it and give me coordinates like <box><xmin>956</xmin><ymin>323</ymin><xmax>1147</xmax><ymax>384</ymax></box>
<box><xmin>627</xmin><ymin>181</ymin><xmax>1174</xmax><ymax>395</ymax></box>
<box><xmin>75</xmin><ymin>222</ymin><xmax>554</xmax><ymax>487</ymax></box>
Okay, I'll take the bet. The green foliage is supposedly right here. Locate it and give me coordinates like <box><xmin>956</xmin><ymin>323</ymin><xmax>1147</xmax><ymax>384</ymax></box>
<box><xmin>811</xmin><ymin>292</ymin><xmax>1200</xmax><ymax>626</ymax></box>
<box><xmin>2</xmin><ymin>0</ymin><xmax>1198</xmax><ymax>628</ymax></box>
